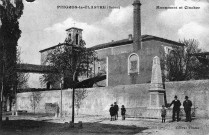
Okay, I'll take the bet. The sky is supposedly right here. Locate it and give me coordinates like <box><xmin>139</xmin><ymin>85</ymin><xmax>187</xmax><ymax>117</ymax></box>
<box><xmin>17</xmin><ymin>0</ymin><xmax>209</xmax><ymax>87</ymax></box>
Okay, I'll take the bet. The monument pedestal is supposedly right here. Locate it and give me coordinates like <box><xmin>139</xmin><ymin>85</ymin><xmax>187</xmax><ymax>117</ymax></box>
<box><xmin>146</xmin><ymin>90</ymin><xmax>165</xmax><ymax>118</ymax></box>
<box><xmin>149</xmin><ymin>91</ymin><xmax>165</xmax><ymax>108</ymax></box>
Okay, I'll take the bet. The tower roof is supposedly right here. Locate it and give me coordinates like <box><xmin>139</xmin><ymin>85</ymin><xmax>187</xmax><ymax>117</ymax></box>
<box><xmin>133</xmin><ymin>0</ymin><xmax>141</xmax><ymax>5</ymax></box>
<box><xmin>66</xmin><ymin>27</ymin><xmax>83</xmax><ymax>31</ymax></box>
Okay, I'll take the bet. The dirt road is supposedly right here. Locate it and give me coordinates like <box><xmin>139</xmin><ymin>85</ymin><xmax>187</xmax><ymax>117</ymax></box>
<box><xmin>0</xmin><ymin>113</ymin><xmax>209</xmax><ymax>135</ymax></box>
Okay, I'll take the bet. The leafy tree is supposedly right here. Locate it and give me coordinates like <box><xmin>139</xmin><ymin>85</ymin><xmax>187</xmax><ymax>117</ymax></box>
<box><xmin>41</xmin><ymin>41</ymin><xmax>97</xmax><ymax>123</ymax></box>
<box><xmin>0</xmin><ymin>0</ymin><xmax>24</xmax><ymax>124</ymax></box>
<box><xmin>193</xmin><ymin>57</ymin><xmax>209</xmax><ymax>79</ymax></box>
<box><xmin>162</xmin><ymin>39</ymin><xmax>203</xmax><ymax>81</ymax></box>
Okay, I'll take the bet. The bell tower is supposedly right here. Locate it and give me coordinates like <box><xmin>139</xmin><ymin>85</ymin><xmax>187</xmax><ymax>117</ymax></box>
<box><xmin>65</xmin><ymin>27</ymin><xmax>83</xmax><ymax>46</ymax></box>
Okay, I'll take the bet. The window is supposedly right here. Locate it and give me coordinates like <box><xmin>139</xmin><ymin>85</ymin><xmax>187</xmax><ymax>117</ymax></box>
<box><xmin>98</xmin><ymin>62</ymin><xmax>101</xmax><ymax>73</ymax></box>
<box><xmin>68</xmin><ymin>33</ymin><xmax>71</xmax><ymax>41</ymax></box>
<box><xmin>46</xmin><ymin>82</ymin><xmax>51</xmax><ymax>89</ymax></box>
<box><xmin>163</xmin><ymin>46</ymin><xmax>173</xmax><ymax>55</ymax></box>
<box><xmin>76</xmin><ymin>34</ymin><xmax>79</xmax><ymax>45</ymax></box>
<box><xmin>128</xmin><ymin>53</ymin><xmax>139</xmax><ymax>75</ymax></box>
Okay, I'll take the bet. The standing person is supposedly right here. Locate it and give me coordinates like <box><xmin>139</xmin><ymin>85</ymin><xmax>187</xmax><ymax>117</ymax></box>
<box><xmin>109</xmin><ymin>104</ymin><xmax>115</xmax><ymax>121</ymax></box>
<box><xmin>161</xmin><ymin>105</ymin><xmax>166</xmax><ymax>123</ymax></box>
<box><xmin>121</xmin><ymin>105</ymin><xmax>126</xmax><ymax>120</ymax></box>
<box><xmin>170</xmin><ymin>95</ymin><xmax>181</xmax><ymax>122</ymax></box>
<box><xmin>114</xmin><ymin>102</ymin><xmax>119</xmax><ymax>120</ymax></box>
<box><xmin>183</xmin><ymin>96</ymin><xmax>192</xmax><ymax>122</ymax></box>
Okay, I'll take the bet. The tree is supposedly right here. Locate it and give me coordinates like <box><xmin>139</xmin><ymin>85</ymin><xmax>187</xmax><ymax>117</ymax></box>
<box><xmin>162</xmin><ymin>39</ymin><xmax>203</xmax><ymax>81</ymax></box>
<box><xmin>30</xmin><ymin>91</ymin><xmax>41</xmax><ymax>114</ymax></box>
<box><xmin>4</xmin><ymin>47</ymin><xmax>29</xmax><ymax>111</ymax></box>
<box><xmin>41</xmin><ymin>41</ymin><xmax>97</xmax><ymax>124</ymax></box>
<box><xmin>75</xmin><ymin>88</ymin><xmax>87</xmax><ymax>115</ymax></box>
<box><xmin>0</xmin><ymin>0</ymin><xmax>24</xmax><ymax>124</ymax></box>
<box><xmin>16</xmin><ymin>48</ymin><xmax>29</xmax><ymax>90</ymax></box>
<box><xmin>193</xmin><ymin>57</ymin><xmax>209</xmax><ymax>79</ymax></box>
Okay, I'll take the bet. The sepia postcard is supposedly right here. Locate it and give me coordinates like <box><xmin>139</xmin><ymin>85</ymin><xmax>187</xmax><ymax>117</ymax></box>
<box><xmin>0</xmin><ymin>0</ymin><xmax>209</xmax><ymax>135</ymax></box>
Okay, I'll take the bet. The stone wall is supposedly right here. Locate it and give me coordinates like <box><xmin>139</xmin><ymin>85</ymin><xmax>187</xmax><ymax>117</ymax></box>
<box><xmin>17</xmin><ymin>84</ymin><xmax>149</xmax><ymax>116</ymax></box>
<box><xmin>17</xmin><ymin>90</ymin><xmax>72</xmax><ymax>114</ymax></box>
<box><xmin>17</xmin><ymin>80</ymin><xmax>209</xmax><ymax>118</ymax></box>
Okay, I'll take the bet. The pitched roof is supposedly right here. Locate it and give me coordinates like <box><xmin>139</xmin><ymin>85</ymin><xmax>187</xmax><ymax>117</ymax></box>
<box><xmin>142</xmin><ymin>35</ymin><xmax>184</xmax><ymax>46</ymax></box>
<box><xmin>39</xmin><ymin>43</ymin><xmax>72</xmax><ymax>53</ymax></box>
<box><xmin>89</xmin><ymin>35</ymin><xmax>184</xmax><ymax>50</ymax></box>
<box><xmin>89</xmin><ymin>39</ymin><xmax>133</xmax><ymax>50</ymax></box>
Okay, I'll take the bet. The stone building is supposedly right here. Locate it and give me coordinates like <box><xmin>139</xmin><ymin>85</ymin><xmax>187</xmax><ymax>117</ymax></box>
<box><xmin>39</xmin><ymin>0</ymin><xmax>184</xmax><ymax>88</ymax></box>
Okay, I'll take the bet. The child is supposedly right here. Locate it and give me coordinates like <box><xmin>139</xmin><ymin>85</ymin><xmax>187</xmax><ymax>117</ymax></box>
<box><xmin>114</xmin><ymin>102</ymin><xmax>119</xmax><ymax>120</ymax></box>
<box><xmin>161</xmin><ymin>105</ymin><xmax>166</xmax><ymax>123</ymax></box>
<box><xmin>109</xmin><ymin>104</ymin><xmax>115</xmax><ymax>121</ymax></box>
<box><xmin>121</xmin><ymin>105</ymin><xmax>126</xmax><ymax>120</ymax></box>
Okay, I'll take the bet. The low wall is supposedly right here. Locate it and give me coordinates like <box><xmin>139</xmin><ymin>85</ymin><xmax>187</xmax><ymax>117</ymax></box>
<box><xmin>17</xmin><ymin>80</ymin><xmax>209</xmax><ymax>118</ymax></box>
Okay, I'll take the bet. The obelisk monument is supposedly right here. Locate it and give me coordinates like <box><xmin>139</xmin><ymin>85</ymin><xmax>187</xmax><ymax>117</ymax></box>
<box><xmin>147</xmin><ymin>56</ymin><xmax>165</xmax><ymax>118</ymax></box>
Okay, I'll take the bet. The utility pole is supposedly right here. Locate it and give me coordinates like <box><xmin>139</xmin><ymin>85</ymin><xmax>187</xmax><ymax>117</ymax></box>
<box><xmin>60</xmin><ymin>76</ymin><xmax>64</xmax><ymax>117</ymax></box>
<box><xmin>72</xmin><ymin>72</ymin><xmax>76</xmax><ymax>124</ymax></box>
<box><xmin>72</xmin><ymin>87</ymin><xmax>75</xmax><ymax>124</ymax></box>
<box><xmin>0</xmin><ymin>19</ymin><xmax>4</xmax><ymax>124</ymax></box>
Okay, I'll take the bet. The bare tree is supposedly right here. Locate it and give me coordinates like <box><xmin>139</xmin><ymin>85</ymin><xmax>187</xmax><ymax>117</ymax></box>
<box><xmin>75</xmin><ymin>88</ymin><xmax>87</xmax><ymax>115</ymax></box>
<box><xmin>30</xmin><ymin>91</ymin><xmax>42</xmax><ymax>114</ymax></box>
<box><xmin>16</xmin><ymin>47</ymin><xmax>29</xmax><ymax>90</ymax></box>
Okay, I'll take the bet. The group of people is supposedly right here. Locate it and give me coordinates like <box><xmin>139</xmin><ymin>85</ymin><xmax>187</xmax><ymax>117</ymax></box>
<box><xmin>161</xmin><ymin>95</ymin><xmax>193</xmax><ymax>123</ymax></box>
<box><xmin>109</xmin><ymin>102</ymin><xmax>126</xmax><ymax>121</ymax></box>
<box><xmin>109</xmin><ymin>95</ymin><xmax>192</xmax><ymax>122</ymax></box>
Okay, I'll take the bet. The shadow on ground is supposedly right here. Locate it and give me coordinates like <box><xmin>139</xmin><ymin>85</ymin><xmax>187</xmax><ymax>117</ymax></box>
<box><xmin>0</xmin><ymin>120</ymin><xmax>148</xmax><ymax>135</ymax></box>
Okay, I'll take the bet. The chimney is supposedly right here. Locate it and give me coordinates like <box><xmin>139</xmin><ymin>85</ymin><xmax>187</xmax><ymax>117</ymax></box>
<box><xmin>133</xmin><ymin>0</ymin><xmax>142</xmax><ymax>51</ymax></box>
<box><xmin>128</xmin><ymin>34</ymin><xmax>133</xmax><ymax>40</ymax></box>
